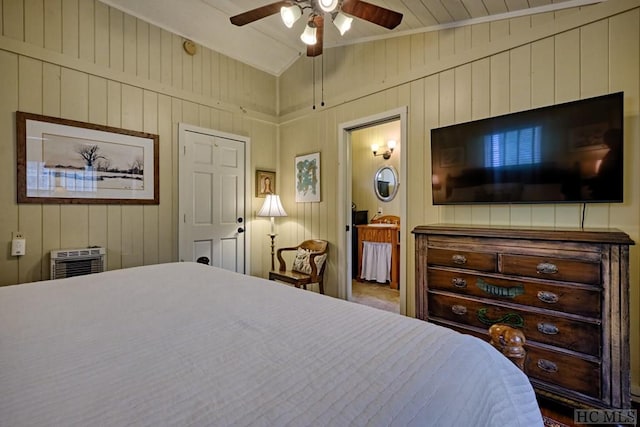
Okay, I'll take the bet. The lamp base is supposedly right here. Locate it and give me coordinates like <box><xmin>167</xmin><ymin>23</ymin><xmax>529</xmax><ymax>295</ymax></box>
<box><xmin>268</xmin><ymin>233</ymin><xmax>276</xmax><ymax>271</ymax></box>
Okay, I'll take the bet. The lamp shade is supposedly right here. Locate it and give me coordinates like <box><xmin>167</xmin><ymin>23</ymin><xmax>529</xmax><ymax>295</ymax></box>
<box><xmin>280</xmin><ymin>5</ymin><xmax>302</xmax><ymax>28</ymax></box>
<box><xmin>300</xmin><ymin>22</ymin><xmax>317</xmax><ymax>45</ymax></box>
<box><xmin>257</xmin><ymin>194</ymin><xmax>288</xmax><ymax>218</ymax></box>
<box><xmin>333</xmin><ymin>11</ymin><xmax>353</xmax><ymax>35</ymax></box>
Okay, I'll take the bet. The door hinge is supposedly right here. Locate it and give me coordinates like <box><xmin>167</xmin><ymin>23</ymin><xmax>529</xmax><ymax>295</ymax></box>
<box><xmin>183</xmin><ymin>145</ymin><xmax>186</xmax><ymax>155</ymax></box>
<box><xmin>346</xmin><ymin>225</ymin><xmax>350</xmax><ymax>232</ymax></box>
<box><xmin>183</xmin><ymin>213</ymin><xmax>186</xmax><ymax>223</ymax></box>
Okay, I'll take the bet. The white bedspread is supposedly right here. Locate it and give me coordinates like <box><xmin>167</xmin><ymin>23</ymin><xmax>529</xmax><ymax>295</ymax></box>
<box><xmin>0</xmin><ymin>262</ymin><xmax>543</xmax><ymax>426</ymax></box>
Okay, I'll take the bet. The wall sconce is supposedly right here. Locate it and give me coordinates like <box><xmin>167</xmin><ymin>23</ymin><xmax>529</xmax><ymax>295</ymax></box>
<box><xmin>372</xmin><ymin>140</ymin><xmax>396</xmax><ymax>160</ymax></box>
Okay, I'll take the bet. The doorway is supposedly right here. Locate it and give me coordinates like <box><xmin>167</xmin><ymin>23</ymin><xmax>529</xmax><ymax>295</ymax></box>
<box><xmin>337</xmin><ymin>107</ymin><xmax>408</xmax><ymax>315</ymax></box>
<box><xmin>178</xmin><ymin>123</ymin><xmax>251</xmax><ymax>273</ymax></box>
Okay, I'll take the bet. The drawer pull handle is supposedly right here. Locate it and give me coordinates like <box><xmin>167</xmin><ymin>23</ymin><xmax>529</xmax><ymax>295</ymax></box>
<box><xmin>537</xmin><ymin>323</ymin><xmax>559</xmax><ymax>335</ymax></box>
<box><xmin>536</xmin><ymin>262</ymin><xmax>558</xmax><ymax>275</ymax></box>
<box><xmin>452</xmin><ymin>254</ymin><xmax>467</xmax><ymax>265</ymax></box>
<box><xmin>537</xmin><ymin>359</ymin><xmax>558</xmax><ymax>373</ymax></box>
<box><xmin>452</xmin><ymin>278</ymin><xmax>467</xmax><ymax>288</ymax></box>
<box><xmin>477</xmin><ymin>308</ymin><xmax>524</xmax><ymax>328</ymax></box>
<box><xmin>451</xmin><ymin>305</ymin><xmax>467</xmax><ymax>315</ymax></box>
<box><xmin>537</xmin><ymin>291</ymin><xmax>559</xmax><ymax>304</ymax></box>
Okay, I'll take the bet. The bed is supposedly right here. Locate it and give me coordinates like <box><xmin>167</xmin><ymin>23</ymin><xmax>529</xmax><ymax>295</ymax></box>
<box><xmin>0</xmin><ymin>262</ymin><xmax>543</xmax><ymax>426</ymax></box>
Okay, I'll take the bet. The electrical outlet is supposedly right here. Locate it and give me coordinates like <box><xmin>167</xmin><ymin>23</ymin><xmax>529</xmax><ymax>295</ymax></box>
<box><xmin>377</xmin><ymin>207</ymin><xmax>383</xmax><ymax>215</ymax></box>
<box><xmin>11</xmin><ymin>232</ymin><xmax>26</xmax><ymax>256</ymax></box>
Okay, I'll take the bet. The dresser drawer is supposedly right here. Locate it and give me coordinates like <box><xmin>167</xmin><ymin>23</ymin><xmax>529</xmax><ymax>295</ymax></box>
<box><xmin>501</xmin><ymin>254</ymin><xmax>600</xmax><ymax>285</ymax></box>
<box><xmin>428</xmin><ymin>293</ymin><xmax>600</xmax><ymax>356</ymax></box>
<box><xmin>526</xmin><ymin>346</ymin><xmax>601</xmax><ymax>399</ymax></box>
<box><xmin>427</xmin><ymin>248</ymin><xmax>496</xmax><ymax>272</ymax></box>
<box><xmin>427</xmin><ymin>268</ymin><xmax>601</xmax><ymax>318</ymax></box>
<box><xmin>430</xmin><ymin>320</ymin><xmax>601</xmax><ymax>399</ymax></box>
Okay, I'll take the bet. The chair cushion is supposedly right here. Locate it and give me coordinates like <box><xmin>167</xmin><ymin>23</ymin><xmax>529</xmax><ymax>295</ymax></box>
<box><xmin>292</xmin><ymin>248</ymin><xmax>327</xmax><ymax>275</ymax></box>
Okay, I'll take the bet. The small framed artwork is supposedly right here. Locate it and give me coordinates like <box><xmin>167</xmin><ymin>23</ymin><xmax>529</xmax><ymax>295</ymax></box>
<box><xmin>16</xmin><ymin>111</ymin><xmax>159</xmax><ymax>204</ymax></box>
<box><xmin>295</xmin><ymin>152</ymin><xmax>320</xmax><ymax>203</ymax></box>
<box><xmin>256</xmin><ymin>169</ymin><xmax>276</xmax><ymax>197</ymax></box>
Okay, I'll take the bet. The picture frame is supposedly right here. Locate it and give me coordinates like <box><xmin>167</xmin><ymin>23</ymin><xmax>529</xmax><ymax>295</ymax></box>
<box><xmin>16</xmin><ymin>112</ymin><xmax>159</xmax><ymax>204</ymax></box>
<box><xmin>295</xmin><ymin>152</ymin><xmax>321</xmax><ymax>203</ymax></box>
<box><xmin>255</xmin><ymin>169</ymin><xmax>276</xmax><ymax>197</ymax></box>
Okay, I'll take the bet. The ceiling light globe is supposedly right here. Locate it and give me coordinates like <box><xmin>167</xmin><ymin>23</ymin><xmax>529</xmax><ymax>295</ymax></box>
<box><xmin>280</xmin><ymin>5</ymin><xmax>302</xmax><ymax>28</ymax></box>
<box><xmin>333</xmin><ymin>12</ymin><xmax>353</xmax><ymax>35</ymax></box>
<box><xmin>318</xmin><ymin>0</ymin><xmax>339</xmax><ymax>13</ymax></box>
<box><xmin>300</xmin><ymin>24</ymin><xmax>317</xmax><ymax>45</ymax></box>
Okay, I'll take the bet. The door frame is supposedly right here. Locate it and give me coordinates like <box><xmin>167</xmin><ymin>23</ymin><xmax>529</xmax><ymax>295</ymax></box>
<box><xmin>178</xmin><ymin>123</ymin><xmax>252</xmax><ymax>272</ymax></box>
<box><xmin>337</xmin><ymin>106</ymin><xmax>408</xmax><ymax>314</ymax></box>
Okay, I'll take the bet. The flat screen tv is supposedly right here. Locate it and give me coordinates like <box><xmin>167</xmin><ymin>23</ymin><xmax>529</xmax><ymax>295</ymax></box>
<box><xmin>431</xmin><ymin>92</ymin><xmax>624</xmax><ymax>205</ymax></box>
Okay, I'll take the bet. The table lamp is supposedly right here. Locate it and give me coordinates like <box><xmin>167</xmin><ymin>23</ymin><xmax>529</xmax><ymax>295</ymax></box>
<box><xmin>257</xmin><ymin>194</ymin><xmax>288</xmax><ymax>270</ymax></box>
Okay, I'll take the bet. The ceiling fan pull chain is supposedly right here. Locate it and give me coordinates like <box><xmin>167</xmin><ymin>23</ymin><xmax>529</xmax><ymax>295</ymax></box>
<box><xmin>312</xmin><ymin>56</ymin><xmax>316</xmax><ymax>110</ymax></box>
<box><xmin>321</xmin><ymin>53</ymin><xmax>325</xmax><ymax>107</ymax></box>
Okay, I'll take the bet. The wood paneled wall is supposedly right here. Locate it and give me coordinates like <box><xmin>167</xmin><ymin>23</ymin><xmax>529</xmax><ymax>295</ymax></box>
<box><xmin>278</xmin><ymin>0</ymin><xmax>640</xmax><ymax>395</ymax></box>
<box><xmin>0</xmin><ymin>0</ymin><xmax>279</xmax><ymax>284</ymax></box>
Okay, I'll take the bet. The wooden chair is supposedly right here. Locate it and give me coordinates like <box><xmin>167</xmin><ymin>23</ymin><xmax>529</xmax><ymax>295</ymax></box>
<box><xmin>268</xmin><ymin>239</ymin><xmax>328</xmax><ymax>294</ymax></box>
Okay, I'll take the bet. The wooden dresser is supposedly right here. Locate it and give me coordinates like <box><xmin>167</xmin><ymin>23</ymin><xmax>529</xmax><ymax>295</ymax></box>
<box><xmin>413</xmin><ymin>224</ymin><xmax>634</xmax><ymax>409</ymax></box>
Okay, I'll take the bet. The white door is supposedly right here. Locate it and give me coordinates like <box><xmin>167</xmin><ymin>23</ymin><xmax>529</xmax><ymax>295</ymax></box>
<box><xmin>179</xmin><ymin>125</ymin><xmax>247</xmax><ymax>273</ymax></box>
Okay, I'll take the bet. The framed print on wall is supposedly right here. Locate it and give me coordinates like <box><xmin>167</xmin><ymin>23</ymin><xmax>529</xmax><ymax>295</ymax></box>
<box><xmin>295</xmin><ymin>152</ymin><xmax>320</xmax><ymax>203</ymax></box>
<box><xmin>256</xmin><ymin>169</ymin><xmax>276</xmax><ymax>197</ymax></box>
<box><xmin>16</xmin><ymin>112</ymin><xmax>159</xmax><ymax>204</ymax></box>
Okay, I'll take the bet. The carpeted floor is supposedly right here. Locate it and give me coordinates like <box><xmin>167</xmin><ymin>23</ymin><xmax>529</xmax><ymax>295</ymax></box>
<box><xmin>351</xmin><ymin>280</ymin><xmax>399</xmax><ymax>313</ymax></box>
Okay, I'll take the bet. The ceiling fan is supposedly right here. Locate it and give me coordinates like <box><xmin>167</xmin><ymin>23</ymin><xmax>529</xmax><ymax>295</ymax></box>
<box><xmin>230</xmin><ymin>0</ymin><xmax>403</xmax><ymax>57</ymax></box>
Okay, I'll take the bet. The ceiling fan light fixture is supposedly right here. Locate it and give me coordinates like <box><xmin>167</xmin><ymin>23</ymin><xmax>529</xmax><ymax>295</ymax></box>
<box><xmin>318</xmin><ymin>0</ymin><xmax>339</xmax><ymax>13</ymax></box>
<box><xmin>333</xmin><ymin>11</ymin><xmax>353</xmax><ymax>35</ymax></box>
<box><xmin>280</xmin><ymin>5</ymin><xmax>302</xmax><ymax>28</ymax></box>
<box><xmin>300</xmin><ymin>21</ymin><xmax>317</xmax><ymax>45</ymax></box>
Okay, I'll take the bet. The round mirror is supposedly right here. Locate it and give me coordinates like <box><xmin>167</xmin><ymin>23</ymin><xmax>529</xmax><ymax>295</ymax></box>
<box><xmin>374</xmin><ymin>166</ymin><xmax>399</xmax><ymax>201</ymax></box>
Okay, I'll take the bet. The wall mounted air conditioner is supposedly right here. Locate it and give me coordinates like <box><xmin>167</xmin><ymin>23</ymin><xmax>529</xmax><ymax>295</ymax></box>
<box><xmin>50</xmin><ymin>247</ymin><xmax>106</xmax><ymax>279</ymax></box>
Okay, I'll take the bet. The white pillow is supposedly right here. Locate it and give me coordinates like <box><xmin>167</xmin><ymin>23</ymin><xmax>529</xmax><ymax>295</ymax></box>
<box><xmin>292</xmin><ymin>248</ymin><xmax>327</xmax><ymax>275</ymax></box>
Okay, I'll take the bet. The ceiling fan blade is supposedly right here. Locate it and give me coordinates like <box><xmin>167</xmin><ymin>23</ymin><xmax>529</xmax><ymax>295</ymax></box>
<box><xmin>307</xmin><ymin>15</ymin><xmax>324</xmax><ymax>57</ymax></box>
<box><xmin>230</xmin><ymin>1</ymin><xmax>290</xmax><ymax>26</ymax></box>
<box><xmin>341</xmin><ymin>0</ymin><xmax>403</xmax><ymax>30</ymax></box>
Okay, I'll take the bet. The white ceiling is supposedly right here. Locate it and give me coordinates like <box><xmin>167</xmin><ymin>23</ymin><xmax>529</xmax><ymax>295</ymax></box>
<box><xmin>100</xmin><ymin>0</ymin><xmax>603</xmax><ymax>76</ymax></box>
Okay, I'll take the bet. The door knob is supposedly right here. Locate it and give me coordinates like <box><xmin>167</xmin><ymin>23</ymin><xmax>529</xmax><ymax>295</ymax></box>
<box><xmin>237</xmin><ymin>227</ymin><xmax>245</xmax><ymax>233</ymax></box>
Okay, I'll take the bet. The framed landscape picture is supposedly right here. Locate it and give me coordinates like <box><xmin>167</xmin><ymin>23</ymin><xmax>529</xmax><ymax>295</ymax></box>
<box><xmin>16</xmin><ymin>112</ymin><xmax>159</xmax><ymax>204</ymax></box>
<box><xmin>295</xmin><ymin>152</ymin><xmax>320</xmax><ymax>203</ymax></box>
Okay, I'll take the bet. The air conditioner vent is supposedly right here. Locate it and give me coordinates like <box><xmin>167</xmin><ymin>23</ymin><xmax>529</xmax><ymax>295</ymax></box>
<box><xmin>50</xmin><ymin>247</ymin><xmax>106</xmax><ymax>279</ymax></box>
